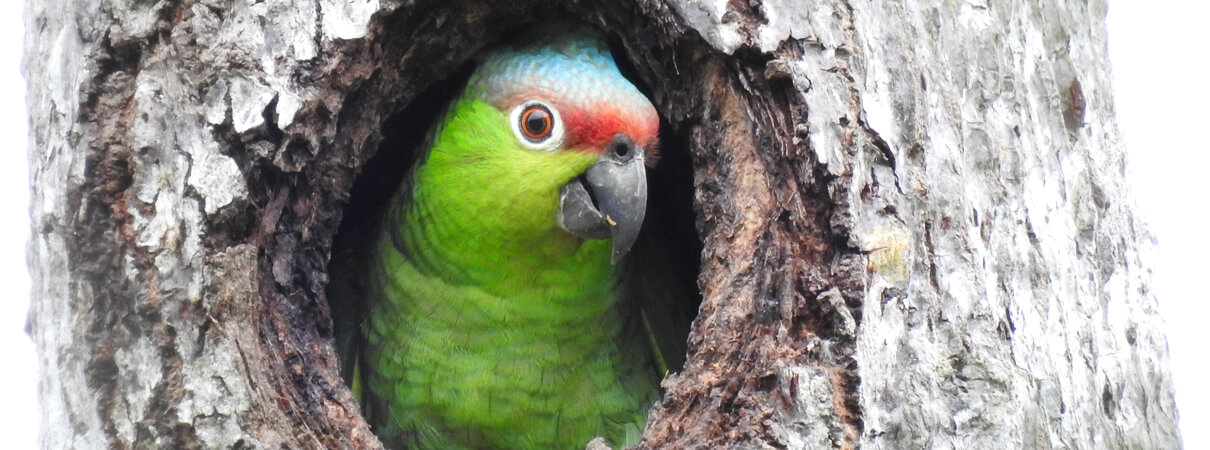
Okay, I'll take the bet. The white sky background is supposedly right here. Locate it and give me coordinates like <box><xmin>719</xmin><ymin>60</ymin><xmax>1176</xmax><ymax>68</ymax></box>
<box><xmin>0</xmin><ymin>0</ymin><xmax>36</xmax><ymax>448</ymax></box>
<box><xmin>1108</xmin><ymin>1</ymin><xmax>1209</xmax><ymax>447</ymax></box>
<box><xmin>0</xmin><ymin>1</ymin><xmax>1203</xmax><ymax>448</ymax></box>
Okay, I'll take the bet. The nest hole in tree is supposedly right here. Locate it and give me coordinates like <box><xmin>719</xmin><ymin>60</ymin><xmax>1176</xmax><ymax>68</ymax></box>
<box><xmin>255</xmin><ymin>2</ymin><xmax>855</xmax><ymax>445</ymax></box>
<box><xmin>322</xmin><ymin>6</ymin><xmax>706</xmax><ymax>443</ymax></box>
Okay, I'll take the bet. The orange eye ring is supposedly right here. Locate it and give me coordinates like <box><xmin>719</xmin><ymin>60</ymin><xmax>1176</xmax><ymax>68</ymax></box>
<box><xmin>519</xmin><ymin>105</ymin><xmax>553</xmax><ymax>142</ymax></box>
<box><xmin>510</xmin><ymin>100</ymin><xmax>563</xmax><ymax>150</ymax></box>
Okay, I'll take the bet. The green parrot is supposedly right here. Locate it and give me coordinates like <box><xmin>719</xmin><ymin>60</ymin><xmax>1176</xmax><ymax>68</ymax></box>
<box><xmin>331</xmin><ymin>25</ymin><xmax>682</xmax><ymax>449</ymax></box>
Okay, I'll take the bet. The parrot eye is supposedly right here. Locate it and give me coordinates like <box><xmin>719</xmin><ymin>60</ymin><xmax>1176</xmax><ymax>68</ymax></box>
<box><xmin>509</xmin><ymin>100</ymin><xmax>564</xmax><ymax>151</ymax></box>
<box><xmin>522</xmin><ymin>106</ymin><xmax>552</xmax><ymax>139</ymax></box>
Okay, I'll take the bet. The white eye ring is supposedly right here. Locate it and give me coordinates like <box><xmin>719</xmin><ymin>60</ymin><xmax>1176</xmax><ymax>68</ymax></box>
<box><xmin>509</xmin><ymin>100</ymin><xmax>565</xmax><ymax>151</ymax></box>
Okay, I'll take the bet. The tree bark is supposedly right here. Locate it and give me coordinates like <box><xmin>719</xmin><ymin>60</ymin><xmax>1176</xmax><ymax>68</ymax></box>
<box><xmin>26</xmin><ymin>0</ymin><xmax>1179</xmax><ymax>448</ymax></box>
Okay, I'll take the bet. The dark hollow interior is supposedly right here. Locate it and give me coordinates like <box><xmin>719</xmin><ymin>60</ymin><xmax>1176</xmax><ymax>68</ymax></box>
<box><xmin>234</xmin><ymin>0</ymin><xmax>852</xmax><ymax>445</ymax></box>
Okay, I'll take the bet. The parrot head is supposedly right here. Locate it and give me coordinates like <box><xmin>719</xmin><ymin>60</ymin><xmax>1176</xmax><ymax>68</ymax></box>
<box><xmin>419</xmin><ymin>26</ymin><xmax>659</xmax><ymax>264</ymax></box>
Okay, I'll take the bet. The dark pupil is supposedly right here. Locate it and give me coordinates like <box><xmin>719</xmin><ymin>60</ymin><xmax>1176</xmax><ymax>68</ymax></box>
<box><xmin>523</xmin><ymin>107</ymin><xmax>551</xmax><ymax>138</ymax></box>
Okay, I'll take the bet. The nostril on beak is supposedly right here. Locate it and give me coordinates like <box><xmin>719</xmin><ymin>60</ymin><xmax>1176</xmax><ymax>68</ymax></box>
<box><xmin>613</xmin><ymin>141</ymin><xmax>630</xmax><ymax>158</ymax></box>
<box><xmin>608</xmin><ymin>134</ymin><xmax>638</xmax><ymax>162</ymax></box>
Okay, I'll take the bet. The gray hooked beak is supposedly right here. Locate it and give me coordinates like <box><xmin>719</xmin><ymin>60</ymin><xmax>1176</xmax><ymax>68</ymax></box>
<box><xmin>557</xmin><ymin>134</ymin><xmax>648</xmax><ymax>264</ymax></box>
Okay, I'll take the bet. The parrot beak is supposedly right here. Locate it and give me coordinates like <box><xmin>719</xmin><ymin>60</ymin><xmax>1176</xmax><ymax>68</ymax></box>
<box><xmin>558</xmin><ymin>134</ymin><xmax>648</xmax><ymax>264</ymax></box>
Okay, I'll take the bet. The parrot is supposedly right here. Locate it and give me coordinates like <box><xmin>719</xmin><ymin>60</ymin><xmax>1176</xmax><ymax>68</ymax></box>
<box><xmin>329</xmin><ymin>24</ymin><xmax>684</xmax><ymax>449</ymax></box>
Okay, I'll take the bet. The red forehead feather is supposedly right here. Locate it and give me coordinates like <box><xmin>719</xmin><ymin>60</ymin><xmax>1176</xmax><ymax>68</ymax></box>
<box><xmin>560</xmin><ymin>103</ymin><xmax>660</xmax><ymax>155</ymax></box>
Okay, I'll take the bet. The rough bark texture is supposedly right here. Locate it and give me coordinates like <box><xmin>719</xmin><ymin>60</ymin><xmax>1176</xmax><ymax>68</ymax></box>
<box><xmin>26</xmin><ymin>0</ymin><xmax>1179</xmax><ymax>448</ymax></box>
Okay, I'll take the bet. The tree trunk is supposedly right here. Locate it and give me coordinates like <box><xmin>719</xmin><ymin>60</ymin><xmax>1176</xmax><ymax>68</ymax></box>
<box><xmin>26</xmin><ymin>0</ymin><xmax>1180</xmax><ymax>448</ymax></box>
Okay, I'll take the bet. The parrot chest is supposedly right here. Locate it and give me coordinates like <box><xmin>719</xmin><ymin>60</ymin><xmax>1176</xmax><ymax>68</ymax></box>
<box><xmin>364</xmin><ymin>238</ymin><xmax>654</xmax><ymax>448</ymax></box>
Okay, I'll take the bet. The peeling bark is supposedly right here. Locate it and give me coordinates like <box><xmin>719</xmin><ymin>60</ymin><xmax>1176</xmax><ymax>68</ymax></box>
<box><xmin>26</xmin><ymin>0</ymin><xmax>1179</xmax><ymax>448</ymax></box>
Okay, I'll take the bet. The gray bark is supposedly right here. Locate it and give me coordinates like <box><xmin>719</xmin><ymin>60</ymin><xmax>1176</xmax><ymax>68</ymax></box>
<box><xmin>25</xmin><ymin>0</ymin><xmax>1179</xmax><ymax>448</ymax></box>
